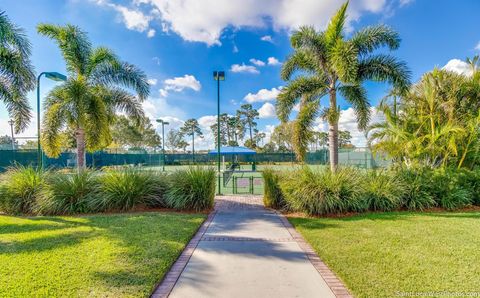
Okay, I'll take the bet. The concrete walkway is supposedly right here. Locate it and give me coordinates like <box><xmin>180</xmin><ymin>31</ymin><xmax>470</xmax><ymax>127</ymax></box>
<box><xmin>152</xmin><ymin>196</ymin><xmax>351</xmax><ymax>298</ymax></box>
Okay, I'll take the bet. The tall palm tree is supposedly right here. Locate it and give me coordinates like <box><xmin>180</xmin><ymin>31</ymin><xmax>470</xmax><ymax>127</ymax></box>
<box><xmin>277</xmin><ymin>1</ymin><xmax>410</xmax><ymax>170</ymax></box>
<box><xmin>38</xmin><ymin>24</ymin><xmax>149</xmax><ymax>169</ymax></box>
<box><xmin>0</xmin><ymin>11</ymin><xmax>35</xmax><ymax>132</ymax></box>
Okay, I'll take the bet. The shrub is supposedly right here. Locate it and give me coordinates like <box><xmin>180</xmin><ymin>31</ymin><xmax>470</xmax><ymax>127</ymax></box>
<box><xmin>455</xmin><ymin>168</ymin><xmax>480</xmax><ymax>206</ymax></box>
<box><xmin>35</xmin><ymin>170</ymin><xmax>101</xmax><ymax>215</ymax></box>
<box><xmin>395</xmin><ymin>168</ymin><xmax>436</xmax><ymax>210</ymax></box>
<box><xmin>360</xmin><ymin>170</ymin><xmax>407</xmax><ymax>211</ymax></box>
<box><xmin>280</xmin><ymin>167</ymin><xmax>365</xmax><ymax>215</ymax></box>
<box><xmin>262</xmin><ymin>168</ymin><xmax>285</xmax><ymax>209</ymax></box>
<box><xmin>0</xmin><ymin>166</ymin><xmax>45</xmax><ymax>214</ymax></box>
<box><xmin>430</xmin><ymin>169</ymin><xmax>473</xmax><ymax>210</ymax></box>
<box><xmin>92</xmin><ymin>168</ymin><xmax>167</xmax><ymax>212</ymax></box>
<box><xmin>165</xmin><ymin>167</ymin><xmax>216</xmax><ymax>211</ymax></box>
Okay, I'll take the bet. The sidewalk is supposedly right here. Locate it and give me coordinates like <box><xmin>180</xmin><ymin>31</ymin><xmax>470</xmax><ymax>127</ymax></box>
<box><xmin>152</xmin><ymin>196</ymin><xmax>351</xmax><ymax>298</ymax></box>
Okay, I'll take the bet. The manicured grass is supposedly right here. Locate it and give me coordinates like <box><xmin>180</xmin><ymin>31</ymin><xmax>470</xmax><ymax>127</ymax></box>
<box><xmin>289</xmin><ymin>211</ymin><xmax>480</xmax><ymax>298</ymax></box>
<box><xmin>0</xmin><ymin>212</ymin><xmax>205</xmax><ymax>297</ymax></box>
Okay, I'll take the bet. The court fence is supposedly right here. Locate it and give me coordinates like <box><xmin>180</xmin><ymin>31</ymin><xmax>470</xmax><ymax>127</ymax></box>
<box><xmin>0</xmin><ymin>147</ymin><xmax>390</xmax><ymax>172</ymax></box>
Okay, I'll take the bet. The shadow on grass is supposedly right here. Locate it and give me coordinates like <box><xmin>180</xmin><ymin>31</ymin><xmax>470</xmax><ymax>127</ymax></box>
<box><xmin>0</xmin><ymin>230</ymin><xmax>93</xmax><ymax>254</ymax></box>
<box><xmin>1</xmin><ymin>212</ymin><xmax>205</xmax><ymax>296</ymax></box>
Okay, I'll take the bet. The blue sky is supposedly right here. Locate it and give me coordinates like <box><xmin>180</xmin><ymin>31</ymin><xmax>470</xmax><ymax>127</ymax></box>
<box><xmin>1</xmin><ymin>0</ymin><xmax>480</xmax><ymax>148</ymax></box>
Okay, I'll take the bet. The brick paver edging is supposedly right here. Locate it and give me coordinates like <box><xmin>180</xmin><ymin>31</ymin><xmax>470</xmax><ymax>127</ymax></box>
<box><xmin>276</xmin><ymin>212</ymin><xmax>353</xmax><ymax>298</ymax></box>
<box><xmin>150</xmin><ymin>211</ymin><xmax>217</xmax><ymax>298</ymax></box>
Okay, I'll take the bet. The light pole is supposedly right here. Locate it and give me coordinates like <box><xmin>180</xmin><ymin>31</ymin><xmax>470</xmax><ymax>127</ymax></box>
<box><xmin>8</xmin><ymin>119</ymin><xmax>15</xmax><ymax>150</ymax></box>
<box><xmin>156</xmin><ymin>119</ymin><xmax>169</xmax><ymax>171</ymax></box>
<box><xmin>37</xmin><ymin>72</ymin><xmax>67</xmax><ymax>168</ymax></box>
<box><xmin>213</xmin><ymin>71</ymin><xmax>225</xmax><ymax>195</ymax></box>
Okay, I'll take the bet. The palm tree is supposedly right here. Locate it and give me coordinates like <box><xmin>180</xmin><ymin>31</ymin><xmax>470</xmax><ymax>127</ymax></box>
<box><xmin>277</xmin><ymin>1</ymin><xmax>410</xmax><ymax>170</ymax></box>
<box><xmin>0</xmin><ymin>11</ymin><xmax>35</xmax><ymax>132</ymax></box>
<box><xmin>180</xmin><ymin>118</ymin><xmax>203</xmax><ymax>162</ymax></box>
<box><xmin>38</xmin><ymin>24</ymin><xmax>149</xmax><ymax>169</ymax></box>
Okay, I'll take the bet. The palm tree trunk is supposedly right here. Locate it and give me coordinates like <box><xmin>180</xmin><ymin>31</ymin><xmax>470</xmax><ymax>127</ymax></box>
<box><xmin>249</xmin><ymin>122</ymin><xmax>253</xmax><ymax>146</ymax></box>
<box><xmin>75</xmin><ymin>128</ymin><xmax>86</xmax><ymax>170</ymax></box>
<box><xmin>328</xmin><ymin>89</ymin><xmax>339</xmax><ymax>172</ymax></box>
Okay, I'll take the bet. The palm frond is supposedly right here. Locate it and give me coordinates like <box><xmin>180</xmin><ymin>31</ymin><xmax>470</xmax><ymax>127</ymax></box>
<box><xmin>90</xmin><ymin>61</ymin><xmax>149</xmax><ymax>99</ymax></box>
<box><xmin>276</xmin><ymin>76</ymin><xmax>328</xmax><ymax>122</ymax></box>
<box><xmin>324</xmin><ymin>2</ymin><xmax>348</xmax><ymax>46</ymax></box>
<box><xmin>100</xmin><ymin>87</ymin><xmax>144</xmax><ymax>123</ymax></box>
<box><xmin>350</xmin><ymin>25</ymin><xmax>400</xmax><ymax>55</ymax></box>
<box><xmin>41</xmin><ymin>102</ymin><xmax>65</xmax><ymax>158</ymax></box>
<box><xmin>86</xmin><ymin>47</ymin><xmax>119</xmax><ymax>76</ymax></box>
<box><xmin>339</xmin><ymin>85</ymin><xmax>371</xmax><ymax>130</ymax></box>
<box><xmin>281</xmin><ymin>49</ymin><xmax>319</xmax><ymax>81</ymax></box>
<box><xmin>330</xmin><ymin>39</ymin><xmax>358</xmax><ymax>83</ymax></box>
<box><xmin>37</xmin><ymin>24</ymin><xmax>92</xmax><ymax>75</ymax></box>
<box><xmin>358</xmin><ymin>54</ymin><xmax>411</xmax><ymax>91</ymax></box>
<box><xmin>293</xmin><ymin>99</ymin><xmax>320</xmax><ymax>161</ymax></box>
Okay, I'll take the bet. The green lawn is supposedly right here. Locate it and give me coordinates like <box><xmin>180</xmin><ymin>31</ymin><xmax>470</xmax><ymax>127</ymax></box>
<box><xmin>289</xmin><ymin>211</ymin><xmax>480</xmax><ymax>298</ymax></box>
<box><xmin>0</xmin><ymin>212</ymin><xmax>205</xmax><ymax>297</ymax></box>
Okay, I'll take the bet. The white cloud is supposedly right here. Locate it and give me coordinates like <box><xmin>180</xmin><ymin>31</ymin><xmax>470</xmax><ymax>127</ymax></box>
<box><xmin>475</xmin><ymin>41</ymin><xmax>480</xmax><ymax>51</ymax></box>
<box><xmin>258</xmin><ymin>102</ymin><xmax>276</xmax><ymax>118</ymax></box>
<box><xmin>249</xmin><ymin>58</ymin><xmax>265</xmax><ymax>66</ymax></box>
<box><xmin>130</xmin><ymin>0</ymin><xmax>389</xmax><ymax>45</ymax></box>
<box><xmin>164</xmin><ymin>74</ymin><xmax>201</xmax><ymax>92</ymax></box>
<box><xmin>399</xmin><ymin>0</ymin><xmax>414</xmax><ymax>7</ymax></box>
<box><xmin>147</xmin><ymin>78</ymin><xmax>158</xmax><ymax>86</ymax></box>
<box><xmin>230</xmin><ymin>63</ymin><xmax>259</xmax><ymax>74</ymax></box>
<box><xmin>244</xmin><ymin>87</ymin><xmax>282</xmax><ymax>103</ymax></box>
<box><xmin>142</xmin><ymin>97</ymin><xmax>187</xmax><ymax>121</ymax></box>
<box><xmin>260</xmin><ymin>35</ymin><xmax>273</xmax><ymax>43</ymax></box>
<box><xmin>198</xmin><ymin>115</ymin><xmax>217</xmax><ymax>128</ymax></box>
<box><xmin>152</xmin><ymin>56</ymin><xmax>160</xmax><ymax>65</ymax></box>
<box><xmin>147</xmin><ymin>28</ymin><xmax>156</xmax><ymax>37</ymax></box>
<box><xmin>159</xmin><ymin>88</ymin><xmax>168</xmax><ymax>97</ymax></box>
<box><xmin>267</xmin><ymin>56</ymin><xmax>281</xmax><ymax>66</ymax></box>
<box><xmin>442</xmin><ymin>59</ymin><xmax>473</xmax><ymax>76</ymax></box>
<box><xmin>109</xmin><ymin>3</ymin><xmax>151</xmax><ymax>32</ymax></box>
<box><xmin>233</xmin><ymin>44</ymin><xmax>239</xmax><ymax>53</ymax></box>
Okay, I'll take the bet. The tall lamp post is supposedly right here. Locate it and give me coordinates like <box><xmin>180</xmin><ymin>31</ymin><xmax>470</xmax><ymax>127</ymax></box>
<box><xmin>213</xmin><ymin>71</ymin><xmax>225</xmax><ymax>195</ymax></box>
<box><xmin>156</xmin><ymin>119</ymin><xmax>169</xmax><ymax>171</ymax></box>
<box><xmin>37</xmin><ymin>72</ymin><xmax>67</xmax><ymax>168</ymax></box>
<box><xmin>8</xmin><ymin>119</ymin><xmax>15</xmax><ymax>150</ymax></box>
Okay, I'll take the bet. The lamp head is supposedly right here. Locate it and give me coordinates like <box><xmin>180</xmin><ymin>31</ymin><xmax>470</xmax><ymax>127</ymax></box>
<box><xmin>45</xmin><ymin>72</ymin><xmax>67</xmax><ymax>82</ymax></box>
<box><xmin>213</xmin><ymin>71</ymin><xmax>225</xmax><ymax>81</ymax></box>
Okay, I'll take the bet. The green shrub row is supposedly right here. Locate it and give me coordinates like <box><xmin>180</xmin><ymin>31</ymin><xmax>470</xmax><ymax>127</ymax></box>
<box><xmin>0</xmin><ymin>166</ymin><xmax>216</xmax><ymax>215</ymax></box>
<box><xmin>262</xmin><ymin>167</ymin><xmax>480</xmax><ymax>216</ymax></box>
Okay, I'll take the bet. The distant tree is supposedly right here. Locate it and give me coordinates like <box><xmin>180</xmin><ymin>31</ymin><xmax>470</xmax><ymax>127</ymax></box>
<box><xmin>166</xmin><ymin>129</ymin><xmax>185</xmax><ymax>153</ymax></box>
<box><xmin>0</xmin><ymin>12</ymin><xmax>36</xmax><ymax>132</ymax></box>
<box><xmin>111</xmin><ymin>115</ymin><xmax>161</xmax><ymax>149</ymax></box>
<box><xmin>210</xmin><ymin>122</ymin><xmax>228</xmax><ymax>148</ymax></box>
<box><xmin>339</xmin><ymin>130</ymin><xmax>352</xmax><ymax>148</ymax></box>
<box><xmin>180</xmin><ymin>118</ymin><xmax>203</xmax><ymax>161</ymax></box>
<box><xmin>271</xmin><ymin>122</ymin><xmax>295</xmax><ymax>152</ymax></box>
<box><xmin>21</xmin><ymin>140</ymin><xmax>38</xmax><ymax>150</ymax></box>
<box><xmin>0</xmin><ymin>135</ymin><xmax>17</xmax><ymax>149</ymax></box>
<box><xmin>237</xmin><ymin>104</ymin><xmax>259</xmax><ymax>146</ymax></box>
<box><xmin>254</xmin><ymin>131</ymin><xmax>266</xmax><ymax>146</ymax></box>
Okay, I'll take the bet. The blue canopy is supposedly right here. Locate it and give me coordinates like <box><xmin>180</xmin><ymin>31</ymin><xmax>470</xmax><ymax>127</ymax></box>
<box><xmin>208</xmin><ymin>146</ymin><xmax>256</xmax><ymax>155</ymax></box>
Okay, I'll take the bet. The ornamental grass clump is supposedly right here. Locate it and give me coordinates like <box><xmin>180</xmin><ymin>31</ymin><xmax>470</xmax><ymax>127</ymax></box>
<box><xmin>360</xmin><ymin>170</ymin><xmax>408</xmax><ymax>211</ymax></box>
<box><xmin>165</xmin><ymin>167</ymin><xmax>216</xmax><ymax>211</ymax></box>
<box><xmin>35</xmin><ymin>169</ymin><xmax>100</xmax><ymax>215</ymax></box>
<box><xmin>0</xmin><ymin>165</ymin><xmax>46</xmax><ymax>214</ymax></box>
<box><xmin>92</xmin><ymin>168</ymin><xmax>167</xmax><ymax>212</ymax></box>
<box><xmin>280</xmin><ymin>167</ymin><xmax>364</xmax><ymax>215</ymax></box>
<box><xmin>262</xmin><ymin>168</ymin><xmax>286</xmax><ymax>209</ymax></box>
